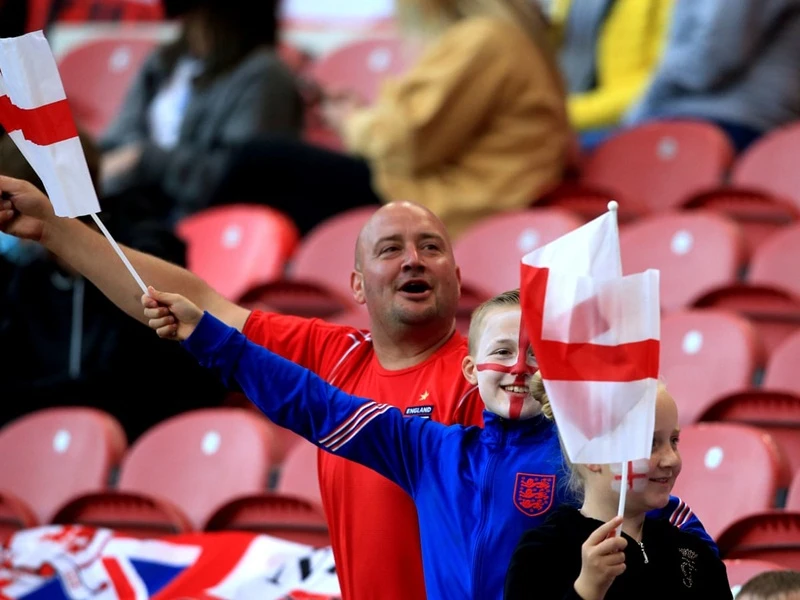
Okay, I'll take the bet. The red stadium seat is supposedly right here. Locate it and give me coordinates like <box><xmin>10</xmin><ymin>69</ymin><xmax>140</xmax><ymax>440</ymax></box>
<box><xmin>176</xmin><ymin>204</ymin><xmax>300</xmax><ymax>302</ymax></box>
<box><xmin>785</xmin><ymin>471</ymin><xmax>800</xmax><ymax>511</ymax></box>
<box><xmin>718</xmin><ymin>512</ymin><xmax>800</xmax><ymax>570</ymax></box>
<box><xmin>748</xmin><ymin>224</ymin><xmax>800</xmax><ymax>300</ymax></box>
<box><xmin>58</xmin><ymin>37</ymin><xmax>158</xmax><ymax>138</ymax></box>
<box><xmin>724</xmin><ymin>558</ymin><xmax>788</xmax><ymax>591</ymax></box>
<box><xmin>764</xmin><ymin>328</ymin><xmax>800</xmax><ymax>394</ymax></box>
<box><xmin>454</xmin><ymin>208</ymin><xmax>584</xmax><ymax>298</ymax></box>
<box><xmin>536</xmin><ymin>181</ymin><xmax>648</xmax><ymax>224</ymax></box>
<box><xmin>620</xmin><ymin>212</ymin><xmax>747</xmax><ymax>313</ymax></box>
<box><xmin>660</xmin><ymin>310</ymin><xmax>763</xmax><ymax>425</ymax></box>
<box><xmin>53</xmin><ymin>408</ymin><xmax>273</xmax><ymax>535</ymax></box>
<box><xmin>239</xmin><ymin>206</ymin><xmax>377</xmax><ymax>319</ymax></box>
<box><xmin>670</xmin><ymin>423</ymin><xmax>790</xmax><ymax>540</ymax></box>
<box><xmin>0</xmin><ymin>408</ymin><xmax>126</xmax><ymax>527</ymax></box>
<box><xmin>205</xmin><ymin>441</ymin><xmax>328</xmax><ymax>546</ymax></box>
<box><xmin>306</xmin><ymin>37</ymin><xmax>411</xmax><ymax>103</ymax></box>
<box><xmin>580</xmin><ymin>121</ymin><xmax>734</xmax><ymax>213</ymax></box>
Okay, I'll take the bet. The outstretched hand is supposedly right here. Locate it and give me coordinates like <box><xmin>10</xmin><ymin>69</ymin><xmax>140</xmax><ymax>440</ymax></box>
<box><xmin>0</xmin><ymin>175</ymin><xmax>55</xmax><ymax>242</ymax></box>
<box><xmin>142</xmin><ymin>286</ymin><xmax>203</xmax><ymax>341</ymax></box>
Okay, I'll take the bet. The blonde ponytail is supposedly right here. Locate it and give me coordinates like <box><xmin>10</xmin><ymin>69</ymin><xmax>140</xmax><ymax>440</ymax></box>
<box><xmin>530</xmin><ymin>371</ymin><xmax>553</xmax><ymax>420</ymax></box>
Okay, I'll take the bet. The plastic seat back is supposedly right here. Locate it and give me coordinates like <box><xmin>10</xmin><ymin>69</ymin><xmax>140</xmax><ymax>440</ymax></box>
<box><xmin>671</xmin><ymin>423</ymin><xmax>789</xmax><ymax>539</ymax></box>
<box><xmin>620</xmin><ymin>211</ymin><xmax>747</xmax><ymax>313</ymax></box>
<box><xmin>118</xmin><ymin>408</ymin><xmax>272</xmax><ymax>529</ymax></box>
<box><xmin>748</xmin><ymin>224</ymin><xmax>800</xmax><ymax>299</ymax></box>
<box><xmin>661</xmin><ymin>310</ymin><xmax>763</xmax><ymax>425</ymax></box>
<box><xmin>176</xmin><ymin>204</ymin><xmax>300</xmax><ymax>301</ymax></box>
<box><xmin>454</xmin><ymin>208</ymin><xmax>584</xmax><ymax>298</ymax></box>
<box><xmin>58</xmin><ymin>37</ymin><xmax>158</xmax><ymax>137</ymax></box>
<box><xmin>582</xmin><ymin>121</ymin><xmax>734</xmax><ymax>212</ymax></box>
<box><xmin>0</xmin><ymin>408</ymin><xmax>126</xmax><ymax>523</ymax></box>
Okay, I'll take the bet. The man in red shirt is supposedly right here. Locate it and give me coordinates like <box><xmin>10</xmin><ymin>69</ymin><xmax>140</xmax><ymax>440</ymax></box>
<box><xmin>0</xmin><ymin>177</ymin><xmax>483</xmax><ymax>599</ymax></box>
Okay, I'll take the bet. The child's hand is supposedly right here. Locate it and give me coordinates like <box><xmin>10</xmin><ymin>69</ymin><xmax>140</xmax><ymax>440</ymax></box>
<box><xmin>141</xmin><ymin>286</ymin><xmax>203</xmax><ymax>341</ymax></box>
<box><xmin>573</xmin><ymin>516</ymin><xmax>627</xmax><ymax>600</ymax></box>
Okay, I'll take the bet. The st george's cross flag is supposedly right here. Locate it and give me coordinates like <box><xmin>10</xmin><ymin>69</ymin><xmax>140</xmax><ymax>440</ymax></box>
<box><xmin>520</xmin><ymin>202</ymin><xmax>661</xmax><ymax>465</ymax></box>
<box><xmin>0</xmin><ymin>31</ymin><xmax>147</xmax><ymax>293</ymax></box>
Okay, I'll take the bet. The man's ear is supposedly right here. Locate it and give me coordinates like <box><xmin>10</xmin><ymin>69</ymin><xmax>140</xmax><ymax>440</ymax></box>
<box><xmin>351</xmin><ymin>270</ymin><xmax>366</xmax><ymax>305</ymax></box>
<box><xmin>462</xmin><ymin>354</ymin><xmax>478</xmax><ymax>385</ymax></box>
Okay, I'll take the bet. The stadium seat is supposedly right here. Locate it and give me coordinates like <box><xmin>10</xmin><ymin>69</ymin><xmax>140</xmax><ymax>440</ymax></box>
<box><xmin>692</xmin><ymin>284</ymin><xmax>800</xmax><ymax>360</ymax></box>
<box><xmin>724</xmin><ymin>558</ymin><xmax>788</xmax><ymax>592</ymax></box>
<box><xmin>536</xmin><ymin>181</ymin><xmax>648</xmax><ymax>224</ymax></box>
<box><xmin>717</xmin><ymin>512</ymin><xmax>800</xmax><ymax>570</ymax></box>
<box><xmin>205</xmin><ymin>441</ymin><xmax>328</xmax><ymax>546</ymax></box>
<box><xmin>0</xmin><ymin>408</ymin><xmax>126</xmax><ymax>528</ymax></box>
<box><xmin>764</xmin><ymin>328</ymin><xmax>800</xmax><ymax>394</ymax></box>
<box><xmin>58</xmin><ymin>37</ymin><xmax>158</xmax><ymax>138</ymax></box>
<box><xmin>454</xmin><ymin>208</ymin><xmax>584</xmax><ymax>298</ymax></box>
<box><xmin>785</xmin><ymin>471</ymin><xmax>800</xmax><ymax>510</ymax></box>
<box><xmin>239</xmin><ymin>205</ymin><xmax>378</xmax><ymax>319</ymax></box>
<box><xmin>175</xmin><ymin>204</ymin><xmax>300</xmax><ymax>302</ymax></box>
<box><xmin>580</xmin><ymin>121</ymin><xmax>734</xmax><ymax>213</ymax></box>
<box><xmin>730</xmin><ymin>121</ymin><xmax>800</xmax><ymax>214</ymax></box>
<box><xmin>660</xmin><ymin>310</ymin><xmax>763</xmax><ymax>425</ymax></box>
<box><xmin>52</xmin><ymin>408</ymin><xmax>273</xmax><ymax>536</ymax></box>
<box><xmin>670</xmin><ymin>423</ymin><xmax>790</xmax><ymax>540</ymax></box>
<box><xmin>748</xmin><ymin>224</ymin><xmax>800</xmax><ymax>300</ymax></box>
<box><xmin>306</xmin><ymin>37</ymin><xmax>410</xmax><ymax>103</ymax></box>
<box><xmin>620</xmin><ymin>211</ymin><xmax>747</xmax><ymax>313</ymax></box>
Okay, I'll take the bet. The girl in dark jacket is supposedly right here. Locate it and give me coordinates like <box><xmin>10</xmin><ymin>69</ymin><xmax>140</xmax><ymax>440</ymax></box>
<box><xmin>504</xmin><ymin>373</ymin><xmax>732</xmax><ymax>600</ymax></box>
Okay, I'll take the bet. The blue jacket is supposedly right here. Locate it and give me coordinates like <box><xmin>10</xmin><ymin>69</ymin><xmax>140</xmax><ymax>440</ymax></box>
<box><xmin>184</xmin><ymin>313</ymin><xmax>717</xmax><ymax>599</ymax></box>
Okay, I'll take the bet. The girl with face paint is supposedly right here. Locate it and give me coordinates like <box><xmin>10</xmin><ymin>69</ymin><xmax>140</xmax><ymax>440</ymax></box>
<box><xmin>143</xmin><ymin>286</ymin><xmax>719</xmax><ymax>599</ymax></box>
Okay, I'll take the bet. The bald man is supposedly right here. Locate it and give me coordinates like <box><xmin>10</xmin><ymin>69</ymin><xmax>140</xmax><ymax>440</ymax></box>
<box><xmin>0</xmin><ymin>175</ymin><xmax>484</xmax><ymax>599</ymax></box>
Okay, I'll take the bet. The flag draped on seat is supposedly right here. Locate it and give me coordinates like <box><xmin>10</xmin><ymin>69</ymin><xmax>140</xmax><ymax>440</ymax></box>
<box><xmin>520</xmin><ymin>203</ymin><xmax>661</xmax><ymax>465</ymax></box>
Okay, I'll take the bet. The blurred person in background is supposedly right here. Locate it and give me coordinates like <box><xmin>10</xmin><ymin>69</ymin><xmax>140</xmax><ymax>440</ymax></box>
<box><xmin>625</xmin><ymin>0</ymin><xmax>800</xmax><ymax>153</ymax></box>
<box><xmin>99</xmin><ymin>0</ymin><xmax>304</xmax><ymax>226</ymax></box>
<box><xmin>209</xmin><ymin>0</ymin><xmax>572</xmax><ymax>238</ymax></box>
<box><xmin>546</xmin><ymin>0</ymin><xmax>674</xmax><ymax>150</ymax></box>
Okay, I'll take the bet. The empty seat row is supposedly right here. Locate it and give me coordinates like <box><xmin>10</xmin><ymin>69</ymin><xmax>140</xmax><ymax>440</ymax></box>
<box><xmin>0</xmin><ymin>408</ymin><xmax>326</xmax><ymax>546</ymax></box>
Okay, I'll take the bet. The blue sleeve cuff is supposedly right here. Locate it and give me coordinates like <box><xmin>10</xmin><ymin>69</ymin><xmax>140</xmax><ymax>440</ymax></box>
<box><xmin>181</xmin><ymin>311</ymin><xmax>237</xmax><ymax>361</ymax></box>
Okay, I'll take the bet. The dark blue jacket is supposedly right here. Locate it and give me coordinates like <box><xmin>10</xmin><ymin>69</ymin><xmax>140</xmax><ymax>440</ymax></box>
<box><xmin>184</xmin><ymin>313</ymin><xmax>717</xmax><ymax>599</ymax></box>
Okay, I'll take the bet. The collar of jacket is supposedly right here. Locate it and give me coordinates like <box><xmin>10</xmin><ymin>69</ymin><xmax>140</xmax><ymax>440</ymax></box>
<box><xmin>481</xmin><ymin>411</ymin><xmax>555</xmax><ymax>446</ymax></box>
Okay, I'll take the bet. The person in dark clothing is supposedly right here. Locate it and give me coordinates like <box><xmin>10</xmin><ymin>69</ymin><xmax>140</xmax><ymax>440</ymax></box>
<box><xmin>504</xmin><ymin>373</ymin><xmax>732</xmax><ymax>600</ymax></box>
<box><xmin>0</xmin><ymin>129</ymin><xmax>226</xmax><ymax>443</ymax></box>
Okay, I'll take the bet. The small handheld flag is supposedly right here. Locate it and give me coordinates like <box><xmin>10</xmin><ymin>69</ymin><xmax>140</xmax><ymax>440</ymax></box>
<box><xmin>520</xmin><ymin>200</ymin><xmax>660</xmax><ymax>535</ymax></box>
<box><xmin>0</xmin><ymin>31</ymin><xmax>147</xmax><ymax>294</ymax></box>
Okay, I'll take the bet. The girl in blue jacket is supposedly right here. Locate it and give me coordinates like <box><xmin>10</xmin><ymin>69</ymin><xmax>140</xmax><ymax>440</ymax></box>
<box><xmin>143</xmin><ymin>286</ymin><xmax>716</xmax><ymax>599</ymax></box>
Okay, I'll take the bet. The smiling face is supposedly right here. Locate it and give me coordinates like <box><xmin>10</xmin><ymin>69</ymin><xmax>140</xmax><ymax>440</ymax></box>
<box><xmin>463</xmin><ymin>305</ymin><xmax>542</xmax><ymax>420</ymax></box>
<box><xmin>351</xmin><ymin>202</ymin><xmax>461</xmax><ymax>332</ymax></box>
<box><xmin>585</xmin><ymin>387</ymin><xmax>682</xmax><ymax>513</ymax></box>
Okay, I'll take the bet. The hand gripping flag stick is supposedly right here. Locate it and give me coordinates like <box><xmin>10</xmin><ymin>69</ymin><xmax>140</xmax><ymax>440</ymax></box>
<box><xmin>0</xmin><ymin>31</ymin><xmax>148</xmax><ymax>295</ymax></box>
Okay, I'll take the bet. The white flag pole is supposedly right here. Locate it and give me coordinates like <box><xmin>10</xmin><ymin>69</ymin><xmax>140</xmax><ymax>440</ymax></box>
<box><xmin>615</xmin><ymin>460</ymin><xmax>628</xmax><ymax>537</ymax></box>
<box><xmin>90</xmin><ymin>213</ymin><xmax>148</xmax><ymax>295</ymax></box>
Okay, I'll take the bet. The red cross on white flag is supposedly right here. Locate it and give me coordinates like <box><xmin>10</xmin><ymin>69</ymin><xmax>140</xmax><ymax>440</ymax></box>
<box><xmin>0</xmin><ymin>31</ymin><xmax>147</xmax><ymax>293</ymax></box>
<box><xmin>520</xmin><ymin>202</ymin><xmax>661</xmax><ymax>466</ymax></box>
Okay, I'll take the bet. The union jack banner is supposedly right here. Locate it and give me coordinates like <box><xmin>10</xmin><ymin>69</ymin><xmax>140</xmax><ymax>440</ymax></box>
<box><xmin>0</xmin><ymin>525</ymin><xmax>340</xmax><ymax>599</ymax></box>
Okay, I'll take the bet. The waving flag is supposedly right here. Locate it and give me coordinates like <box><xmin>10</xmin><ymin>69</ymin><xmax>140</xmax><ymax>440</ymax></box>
<box><xmin>0</xmin><ymin>31</ymin><xmax>147</xmax><ymax>293</ymax></box>
<box><xmin>0</xmin><ymin>31</ymin><xmax>99</xmax><ymax>218</ymax></box>
<box><xmin>520</xmin><ymin>202</ymin><xmax>660</xmax><ymax>465</ymax></box>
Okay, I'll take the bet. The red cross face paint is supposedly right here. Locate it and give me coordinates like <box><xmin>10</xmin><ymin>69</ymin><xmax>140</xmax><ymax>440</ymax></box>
<box><xmin>474</xmin><ymin>307</ymin><xmax>540</xmax><ymax>420</ymax></box>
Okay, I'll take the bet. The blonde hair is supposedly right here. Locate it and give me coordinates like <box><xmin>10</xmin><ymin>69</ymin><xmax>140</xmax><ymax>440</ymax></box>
<box><xmin>467</xmin><ymin>288</ymin><xmax>520</xmax><ymax>355</ymax></box>
<box><xmin>394</xmin><ymin>0</ymin><xmax>564</xmax><ymax>95</ymax></box>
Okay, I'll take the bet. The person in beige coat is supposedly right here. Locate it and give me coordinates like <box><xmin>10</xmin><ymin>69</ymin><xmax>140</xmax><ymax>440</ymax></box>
<box><xmin>208</xmin><ymin>0</ymin><xmax>572</xmax><ymax>238</ymax></box>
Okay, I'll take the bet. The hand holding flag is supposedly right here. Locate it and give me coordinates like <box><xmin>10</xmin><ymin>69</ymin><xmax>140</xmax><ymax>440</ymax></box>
<box><xmin>0</xmin><ymin>31</ymin><xmax>147</xmax><ymax>294</ymax></box>
<box><xmin>520</xmin><ymin>201</ymin><xmax>661</xmax><ymax>533</ymax></box>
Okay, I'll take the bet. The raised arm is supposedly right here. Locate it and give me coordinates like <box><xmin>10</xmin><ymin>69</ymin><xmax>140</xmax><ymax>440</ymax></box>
<box><xmin>173</xmin><ymin>303</ymin><xmax>446</xmax><ymax>496</ymax></box>
<box><xmin>0</xmin><ymin>175</ymin><xmax>250</xmax><ymax>330</ymax></box>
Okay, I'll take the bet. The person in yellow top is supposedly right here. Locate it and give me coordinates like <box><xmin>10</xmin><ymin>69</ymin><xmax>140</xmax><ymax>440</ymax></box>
<box><xmin>206</xmin><ymin>0</ymin><xmax>571</xmax><ymax>239</ymax></box>
<box><xmin>547</xmin><ymin>0</ymin><xmax>674</xmax><ymax>137</ymax></box>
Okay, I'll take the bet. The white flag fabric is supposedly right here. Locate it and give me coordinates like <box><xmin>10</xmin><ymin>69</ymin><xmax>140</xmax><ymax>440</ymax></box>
<box><xmin>520</xmin><ymin>205</ymin><xmax>661</xmax><ymax>464</ymax></box>
<box><xmin>0</xmin><ymin>31</ymin><xmax>100</xmax><ymax>217</ymax></box>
